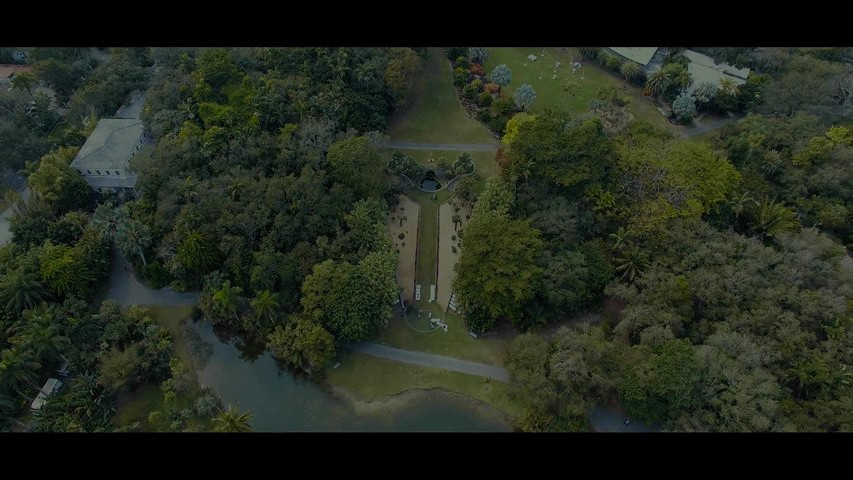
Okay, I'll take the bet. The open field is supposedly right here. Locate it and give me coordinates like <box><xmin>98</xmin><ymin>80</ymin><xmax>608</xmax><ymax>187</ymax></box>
<box><xmin>377</xmin><ymin>302</ymin><xmax>509</xmax><ymax>366</ymax></box>
<box><xmin>485</xmin><ymin>47</ymin><xmax>681</xmax><ymax>134</ymax></box>
<box><xmin>328</xmin><ymin>351</ymin><xmax>520</xmax><ymax>417</ymax></box>
<box><xmin>387</xmin><ymin>48</ymin><xmax>498</xmax><ymax>144</ymax></box>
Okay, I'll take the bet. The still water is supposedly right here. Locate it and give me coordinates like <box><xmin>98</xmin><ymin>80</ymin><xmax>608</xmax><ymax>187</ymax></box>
<box><xmin>192</xmin><ymin>322</ymin><xmax>511</xmax><ymax>432</ymax></box>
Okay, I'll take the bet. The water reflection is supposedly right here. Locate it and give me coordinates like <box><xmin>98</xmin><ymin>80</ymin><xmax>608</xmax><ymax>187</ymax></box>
<box><xmin>192</xmin><ymin>321</ymin><xmax>511</xmax><ymax>432</ymax></box>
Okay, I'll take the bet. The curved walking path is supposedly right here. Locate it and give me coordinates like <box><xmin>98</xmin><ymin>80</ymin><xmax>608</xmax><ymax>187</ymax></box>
<box><xmin>679</xmin><ymin>117</ymin><xmax>735</xmax><ymax>139</ymax></box>
<box><xmin>386</xmin><ymin>141</ymin><xmax>499</xmax><ymax>152</ymax></box>
<box><xmin>106</xmin><ymin>250</ymin><xmax>199</xmax><ymax>307</ymax></box>
<box><xmin>346</xmin><ymin>342</ymin><xmax>509</xmax><ymax>382</ymax></box>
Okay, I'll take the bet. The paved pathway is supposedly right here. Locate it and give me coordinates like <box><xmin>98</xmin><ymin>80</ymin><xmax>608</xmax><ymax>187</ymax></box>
<box><xmin>679</xmin><ymin>117</ymin><xmax>735</xmax><ymax>139</ymax></box>
<box><xmin>346</xmin><ymin>342</ymin><xmax>509</xmax><ymax>382</ymax></box>
<box><xmin>386</xmin><ymin>141</ymin><xmax>499</xmax><ymax>152</ymax></box>
<box><xmin>0</xmin><ymin>187</ymin><xmax>29</xmax><ymax>246</ymax></box>
<box><xmin>106</xmin><ymin>249</ymin><xmax>199</xmax><ymax>307</ymax></box>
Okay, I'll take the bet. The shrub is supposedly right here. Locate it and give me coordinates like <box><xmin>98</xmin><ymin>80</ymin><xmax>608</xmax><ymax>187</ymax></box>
<box><xmin>488</xmin><ymin>115</ymin><xmax>510</xmax><ymax>134</ymax></box>
<box><xmin>470</xmin><ymin>63</ymin><xmax>485</xmax><ymax>76</ymax></box>
<box><xmin>137</xmin><ymin>261</ymin><xmax>172</xmax><ymax>289</ymax></box>
<box><xmin>452</xmin><ymin>246</ymin><xmax>458</xmax><ymax>253</ymax></box>
<box><xmin>478</xmin><ymin>92</ymin><xmax>493</xmax><ymax>107</ymax></box>
<box><xmin>454</xmin><ymin>69</ymin><xmax>469</xmax><ymax>88</ymax></box>
<box><xmin>484</xmin><ymin>83</ymin><xmax>500</xmax><ymax>94</ymax></box>
<box><xmin>462</xmin><ymin>83</ymin><xmax>479</xmax><ymax>101</ymax></box>
<box><xmin>605</xmin><ymin>55</ymin><xmax>623</xmax><ymax>71</ymax></box>
<box><xmin>493</xmin><ymin>96</ymin><xmax>515</xmax><ymax>116</ymax></box>
<box><xmin>398</xmin><ymin>232</ymin><xmax>405</xmax><ymax>240</ymax></box>
<box><xmin>477</xmin><ymin>109</ymin><xmax>492</xmax><ymax>122</ymax></box>
<box><xmin>445</xmin><ymin>47</ymin><xmax>467</xmax><ymax>60</ymax></box>
<box><xmin>472</xmin><ymin>79</ymin><xmax>483</xmax><ymax>92</ymax></box>
<box><xmin>451</xmin><ymin>235</ymin><xmax>457</xmax><ymax>241</ymax></box>
<box><xmin>454</xmin><ymin>56</ymin><xmax>470</xmax><ymax>69</ymax></box>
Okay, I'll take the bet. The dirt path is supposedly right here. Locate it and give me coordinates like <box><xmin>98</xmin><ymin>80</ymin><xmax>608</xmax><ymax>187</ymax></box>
<box><xmin>679</xmin><ymin>117</ymin><xmax>736</xmax><ymax>139</ymax></box>
<box><xmin>387</xmin><ymin>141</ymin><xmax>499</xmax><ymax>152</ymax></box>
<box><xmin>346</xmin><ymin>342</ymin><xmax>509</xmax><ymax>382</ymax></box>
<box><xmin>389</xmin><ymin>196</ymin><xmax>420</xmax><ymax>303</ymax></box>
<box><xmin>436</xmin><ymin>201</ymin><xmax>469</xmax><ymax>310</ymax></box>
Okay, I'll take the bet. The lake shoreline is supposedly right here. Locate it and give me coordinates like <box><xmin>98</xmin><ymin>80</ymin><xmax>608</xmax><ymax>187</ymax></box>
<box><xmin>329</xmin><ymin>384</ymin><xmax>515</xmax><ymax>430</ymax></box>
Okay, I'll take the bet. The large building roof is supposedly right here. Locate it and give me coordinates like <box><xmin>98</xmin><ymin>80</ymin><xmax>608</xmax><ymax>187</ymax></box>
<box><xmin>608</xmin><ymin>47</ymin><xmax>659</xmax><ymax>66</ymax></box>
<box><xmin>683</xmin><ymin>49</ymin><xmax>750</xmax><ymax>93</ymax></box>
<box><xmin>683</xmin><ymin>50</ymin><xmax>750</xmax><ymax>80</ymax></box>
<box><xmin>70</xmin><ymin>118</ymin><xmax>144</xmax><ymax>170</ymax></box>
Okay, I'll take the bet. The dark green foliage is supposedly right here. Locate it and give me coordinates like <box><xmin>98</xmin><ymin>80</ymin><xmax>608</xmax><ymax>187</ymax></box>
<box><xmin>618</xmin><ymin>339</ymin><xmax>700</xmax><ymax>423</ymax></box>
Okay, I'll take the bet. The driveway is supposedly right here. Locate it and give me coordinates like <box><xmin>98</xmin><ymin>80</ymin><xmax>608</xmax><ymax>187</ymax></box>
<box><xmin>105</xmin><ymin>249</ymin><xmax>199</xmax><ymax>307</ymax></box>
<box><xmin>346</xmin><ymin>342</ymin><xmax>509</xmax><ymax>382</ymax></box>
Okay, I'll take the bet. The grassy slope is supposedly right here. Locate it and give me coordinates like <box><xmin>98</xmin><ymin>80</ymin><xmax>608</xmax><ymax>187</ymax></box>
<box><xmin>377</xmin><ymin>302</ymin><xmax>510</xmax><ymax>366</ymax></box>
<box><xmin>485</xmin><ymin>47</ymin><xmax>680</xmax><ymax>134</ymax></box>
<box><xmin>387</xmin><ymin>48</ymin><xmax>497</xmax><ymax>144</ymax></box>
<box><xmin>328</xmin><ymin>352</ymin><xmax>520</xmax><ymax>417</ymax></box>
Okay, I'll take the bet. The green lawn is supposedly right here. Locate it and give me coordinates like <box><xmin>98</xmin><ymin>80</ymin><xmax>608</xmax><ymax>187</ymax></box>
<box><xmin>377</xmin><ymin>302</ymin><xmax>510</xmax><ymax>366</ymax></box>
<box><xmin>328</xmin><ymin>352</ymin><xmax>521</xmax><ymax>417</ymax></box>
<box><xmin>387</xmin><ymin>48</ymin><xmax>498</xmax><ymax>144</ymax></box>
<box><xmin>485</xmin><ymin>47</ymin><xmax>680</xmax><ymax>134</ymax></box>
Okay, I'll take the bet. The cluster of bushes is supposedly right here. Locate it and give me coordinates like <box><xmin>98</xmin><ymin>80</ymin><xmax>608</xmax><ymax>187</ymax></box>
<box><xmin>445</xmin><ymin>47</ymin><xmax>517</xmax><ymax>135</ymax></box>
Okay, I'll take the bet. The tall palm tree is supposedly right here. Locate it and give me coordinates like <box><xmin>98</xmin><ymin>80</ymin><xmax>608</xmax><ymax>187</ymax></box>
<box><xmin>729</xmin><ymin>191</ymin><xmax>758</xmax><ymax>220</ymax></box>
<box><xmin>751</xmin><ymin>197</ymin><xmax>797</xmax><ymax>242</ymax></box>
<box><xmin>578</xmin><ymin>47</ymin><xmax>599</xmax><ymax>60</ymax></box>
<box><xmin>213</xmin><ymin>405</ymin><xmax>254</xmax><ymax>432</ymax></box>
<box><xmin>561</xmin><ymin>78</ymin><xmax>579</xmax><ymax>105</ymax></box>
<box><xmin>177</xmin><ymin>231</ymin><xmax>219</xmax><ymax>272</ymax></box>
<box><xmin>14</xmin><ymin>306</ymin><xmax>68</xmax><ymax>366</ymax></box>
<box><xmin>0</xmin><ymin>268</ymin><xmax>48</xmax><ymax>316</ymax></box>
<box><xmin>213</xmin><ymin>281</ymin><xmax>242</xmax><ymax>323</ymax></box>
<box><xmin>250</xmin><ymin>290</ymin><xmax>279</xmax><ymax>325</ymax></box>
<box><xmin>608</xmin><ymin>227</ymin><xmax>631</xmax><ymax>253</ymax></box>
<box><xmin>0</xmin><ymin>348</ymin><xmax>42</xmax><ymax>395</ymax></box>
<box><xmin>115</xmin><ymin>219</ymin><xmax>151</xmax><ymax>266</ymax></box>
<box><xmin>620</xmin><ymin>61</ymin><xmax>642</xmax><ymax>86</ymax></box>
<box><xmin>11</xmin><ymin>72</ymin><xmax>36</xmax><ymax>95</ymax></box>
<box><xmin>524</xmin><ymin>301</ymin><xmax>552</xmax><ymax>330</ymax></box>
<box><xmin>92</xmin><ymin>202</ymin><xmax>122</xmax><ymax>243</ymax></box>
<box><xmin>0</xmin><ymin>392</ymin><xmax>32</xmax><ymax>432</ymax></box>
<box><xmin>614</xmin><ymin>244</ymin><xmax>651</xmax><ymax>283</ymax></box>
<box><xmin>674</xmin><ymin>69</ymin><xmax>693</xmax><ymax>90</ymax></box>
<box><xmin>644</xmin><ymin>69</ymin><xmax>670</xmax><ymax>97</ymax></box>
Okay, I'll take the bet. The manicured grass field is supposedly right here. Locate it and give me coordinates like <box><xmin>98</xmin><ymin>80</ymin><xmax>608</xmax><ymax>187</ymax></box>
<box><xmin>485</xmin><ymin>47</ymin><xmax>680</xmax><ymax>134</ymax></box>
<box><xmin>328</xmin><ymin>352</ymin><xmax>521</xmax><ymax>417</ymax></box>
<box><xmin>377</xmin><ymin>301</ymin><xmax>510</xmax><ymax>366</ymax></box>
<box><xmin>387</xmin><ymin>48</ymin><xmax>498</xmax><ymax>144</ymax></box>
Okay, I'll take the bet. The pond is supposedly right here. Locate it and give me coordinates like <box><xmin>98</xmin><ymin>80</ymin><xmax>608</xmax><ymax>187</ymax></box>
<box><xmin>192</xmin><ymin>322</ymin><xmax>511</xmax><ymax>432</ymax></box>
<box><xmin>419</xmin><ymin>171</ymin><xmax>442</xmax><ymax>192</ymax></box>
